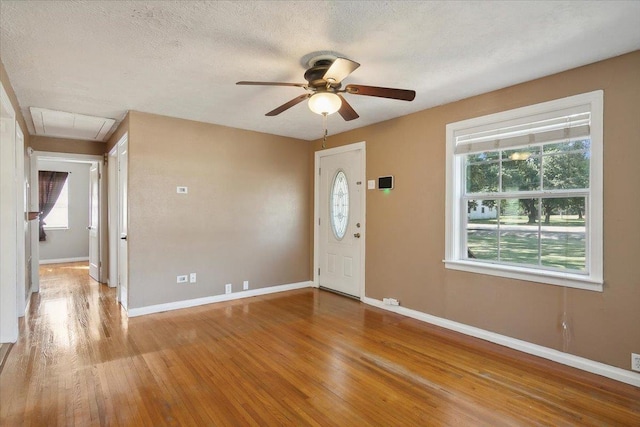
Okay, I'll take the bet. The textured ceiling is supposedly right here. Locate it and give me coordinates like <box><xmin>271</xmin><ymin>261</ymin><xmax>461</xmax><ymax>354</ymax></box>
<box><xmin>1</xmin><ymin>1</ymin><xmax>639</xmax><ymax>141</ymax></box>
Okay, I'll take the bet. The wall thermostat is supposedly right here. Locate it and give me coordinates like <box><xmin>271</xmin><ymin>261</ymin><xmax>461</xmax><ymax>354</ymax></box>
<box><xmin>378</xmin><ymin>175</ymin><xmax>394</xmax><ymax>190</ymax></box>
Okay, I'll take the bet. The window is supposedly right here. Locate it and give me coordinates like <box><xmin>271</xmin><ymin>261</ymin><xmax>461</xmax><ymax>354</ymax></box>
<box><xmin>330</xmin><ymin>170</ymin><xmax>349</xmax><ymax>240</ymax></box>
<box><xmin>43</xmin><ymin>178</ymin><xmax>69</xmax><ymax>229</ymax></box>
<box><xmin>445</xmin><ymin>91</ymin><xmax>603</xmax><ymax>291</ymax></box>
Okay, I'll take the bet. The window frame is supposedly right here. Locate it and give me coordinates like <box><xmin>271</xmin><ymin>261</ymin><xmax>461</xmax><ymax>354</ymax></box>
<box><xmin>445</xmin><ymin>91</ymin><xmax>603</xmax><ymax>291</ymax></box>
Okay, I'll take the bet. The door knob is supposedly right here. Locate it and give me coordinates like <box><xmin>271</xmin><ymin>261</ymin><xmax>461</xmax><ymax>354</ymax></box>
<box><xmin>353</xmin><ymin>233</ymin><xmax>361</xmax><ymax>238</ymax></box>
<box><xmin>120</xmin><ymin>236</ymin><xmax>127</xmax><ymax>240</ymax></box>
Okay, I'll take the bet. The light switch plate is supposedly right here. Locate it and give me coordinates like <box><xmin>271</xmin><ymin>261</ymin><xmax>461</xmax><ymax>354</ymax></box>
<box><xmin>367</xmin><ymin>180</ymin><xmax>375</xmax><ymax>190</ymax></box>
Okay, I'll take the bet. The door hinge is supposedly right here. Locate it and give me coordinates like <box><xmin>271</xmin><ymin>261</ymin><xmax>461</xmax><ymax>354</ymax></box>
<box><xmin>318</xmin><ymin>268</ymin><xmax>320</xmax><ymax>276</ymax></box>
<box><xmin>319</xmin><ymin>168</ymin><xmax>321</xmax><ymax>176</ymax></box>
<box><xmin>318</xmin><ymin>218</ymin><xmax>321</xmax><ymax>226</ymax></box>
<box><xmin>103</xmin><ymin>153</ymin><xmax>108</xmax><ymax>163</ymax></box>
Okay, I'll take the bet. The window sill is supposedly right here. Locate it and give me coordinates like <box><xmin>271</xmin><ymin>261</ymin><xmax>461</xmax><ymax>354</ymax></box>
<box><xmin>443</xmin><ymin>259</ymin><xmax>603</xmax><ymax>292</ymax></box>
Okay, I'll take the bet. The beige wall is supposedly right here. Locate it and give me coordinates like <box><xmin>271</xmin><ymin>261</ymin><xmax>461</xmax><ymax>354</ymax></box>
<box><xmin>311</xmin><ymin>51</ymin><xmax>640</xmax><ymax>371</ymax></box>
<box><xmin>126</xmin><ymin>111</ymin><xmax>310</xmax><ymax>309</ymax></box>
<box><xmin>30</xmin><ymin>136</ymin><xmax>106</xmax><ymax>156</ymax></box>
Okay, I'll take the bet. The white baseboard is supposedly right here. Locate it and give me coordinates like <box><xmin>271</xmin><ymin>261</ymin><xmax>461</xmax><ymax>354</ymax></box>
<box><xmin>362</xmin><ymin>296</ymin><xmax>640</xmax><ymax>388</ymax></box>
<box><xmin>39</xmin><ymin>257</ymin><xmax>89</xmax><ymax>265</ymax></box>
<box><xmin>127</xmin><ymin>281</ymin><xmax>313</xmax><ymax>317</ymax></box>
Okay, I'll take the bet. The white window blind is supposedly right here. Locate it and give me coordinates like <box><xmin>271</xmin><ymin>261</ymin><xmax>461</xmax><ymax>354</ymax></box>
<box><xmin>454</xmin><ymin>106</ymin><xmax>591</xmax><ymax>155</ymax></box>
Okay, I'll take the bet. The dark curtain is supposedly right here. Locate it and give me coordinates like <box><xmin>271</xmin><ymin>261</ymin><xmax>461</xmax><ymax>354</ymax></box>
<box><xmin>39</xmin><ymin>171</ymin><xmax>69</xmax><ymax>241</ymax></box>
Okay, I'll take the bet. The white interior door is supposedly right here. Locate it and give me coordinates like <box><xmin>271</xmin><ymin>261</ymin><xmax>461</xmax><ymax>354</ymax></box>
<box><xmin>117</xmin><ymin>136</ymin><xmax>128</xmax><ymax>309</ymax></box>
<box><xmin>318</xmin><ymin>147</ymin><xmax>364</xmax><ymax>297</ymax></box>
<box><xmin>89</xmin><ymin>163</ymin><xmax>100</xmax><ymax>281</ymax></box>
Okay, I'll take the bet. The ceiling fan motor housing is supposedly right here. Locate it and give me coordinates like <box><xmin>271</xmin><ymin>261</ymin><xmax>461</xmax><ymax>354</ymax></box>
<box><xmin>304</xmin><ymin>59</ymin><xmax>341</xmax><ymax>91</ymax></box>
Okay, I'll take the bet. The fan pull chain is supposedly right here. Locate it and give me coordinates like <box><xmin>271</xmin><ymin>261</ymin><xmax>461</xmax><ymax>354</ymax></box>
<box><xmin>322</xmin><ymin>112</ymin><xmax>328</xmax><ymax>149</ymax></box>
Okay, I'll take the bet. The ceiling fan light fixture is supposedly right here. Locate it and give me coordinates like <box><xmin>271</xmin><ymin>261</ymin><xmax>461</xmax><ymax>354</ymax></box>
<box><xmin>308</xmin><ymin>92</ymin><xmax>342</xmax><ymax>115</ymax></box>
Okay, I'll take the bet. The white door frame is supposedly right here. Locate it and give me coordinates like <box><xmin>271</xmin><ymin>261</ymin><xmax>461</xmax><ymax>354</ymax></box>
<box><xmin>28</xmin><ymin>148</ymin><xmax>39</xmax><ymax>294</ymax></box>
<box><xmin>313</xmin><ymin>141</ymin><xmax>366</xmax><ymax>299</ymax></box>
<box><xmin>116</xmin><ymin>134</ymin><xmax>128</xmax><ymax>309</ymax></box>
<box><xmin>107</xmin><ymin>143</ymin><xmax>118</xmax><ymax>291</ymax></box>
<box><xmin>15</xmin><ymin>125</ymin><xmax>26</xmax><ymax>317</ymax></box>
<box><xmin>88</xmin><ymin>162</ymin><xmax>101</xmax><ymax>281</ymax></box>
<box><xmin>107</xmin><ymin>134</ymin><xmax>129</xmax><ymax>304</ymax></box>
<box><xmin>31</xmin><ymin>151</ymin><xmax>106</xmax><ymax>290</ymax></box>
<box><xmin>0</xmin><ymin>80</ymin><xmax>18</xmax><ymax>342</ymax></box>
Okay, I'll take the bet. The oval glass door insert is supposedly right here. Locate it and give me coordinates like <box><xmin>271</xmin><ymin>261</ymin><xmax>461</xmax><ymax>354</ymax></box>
<box><xmin>330</xmin><ymin>170</ymin><xmax>349</xmax><ymax>240</ymax></box>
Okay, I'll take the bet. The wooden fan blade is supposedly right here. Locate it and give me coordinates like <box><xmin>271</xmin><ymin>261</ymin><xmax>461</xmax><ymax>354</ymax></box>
<box><xmin>337</xmin><ymin>95</ymin><xmax>359</xmax><ymax>121</ymax></box>
<box><xmin>323</xmin><ymin>58</ymin><xmax>360</xmax><ymax>83</ymax></box>
<box><xmin>345</xmin><ymin>84</ymin><xmax>416</xmax><ymax>101</ymax></box>
<box><xmin>237</xmin><ymin>81</ymin><xmax>307</xmax><ymax>87</ymax></box>
<box><xmin>266</xmin><ymin>94</ymin><xmax>310</xmax><ymax>116</ymax></box>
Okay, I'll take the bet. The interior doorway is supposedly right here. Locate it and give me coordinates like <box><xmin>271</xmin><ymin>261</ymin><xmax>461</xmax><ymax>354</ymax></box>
<box><xmin>30</xmin><ymin>152</ymin><xmax>107</xmax><ymax>292</ymax></box>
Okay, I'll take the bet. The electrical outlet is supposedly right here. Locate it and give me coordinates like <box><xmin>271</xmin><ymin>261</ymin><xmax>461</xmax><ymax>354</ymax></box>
<box><xmin>176</xmin><ymin>186</ymin><xmax>188</xmax><ymax>194</ymax></box>
<box><xmin>177</xmin><ymin>275</ymin><xmax>188</xmax><ymax>283</ymax></box>
<box><xmin>225</xmin><ymin>283</ymin><xmax>232</xmax><ymax>294</ymax></box>
<box><xmin>383</xmin><ymin>297</ymin><xmax>400</xmax><ymax>306</ymax></box>
<box><xmin>632</xmin><ymin>353</ymin><xmax>640</xmax><ymax>372</ymax></box>
<box><xmin>189</xmin><ymin>273</ymin><xmax>196</xmax><ymax>283</ymax></box>
<box><xmin>243</xmin><ymin>280</ymin><xmax>249</xmax><ymax>290</ymax></box>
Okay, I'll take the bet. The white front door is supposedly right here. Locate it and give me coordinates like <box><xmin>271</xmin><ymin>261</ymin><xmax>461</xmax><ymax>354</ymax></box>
<box><xmin>88</xmin><ymin>163</ymin><xmax>100</xmax><ymax>281</ymax></box>
<box><xmin>318</xmin><ymin>146</ymin><xmax>364</xmax><ymax>297</ymax></box>
<box><xmin>117</xmin><ymin>136</ymin><xmax>128</xmax><ymax>310</ymax></box>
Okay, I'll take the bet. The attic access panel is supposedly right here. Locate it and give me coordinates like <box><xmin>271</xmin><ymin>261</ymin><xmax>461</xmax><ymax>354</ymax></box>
<box><xmin>30</xmin><ymin>107</ymin><xmax>115</xmax><ymax>141</ymax></box>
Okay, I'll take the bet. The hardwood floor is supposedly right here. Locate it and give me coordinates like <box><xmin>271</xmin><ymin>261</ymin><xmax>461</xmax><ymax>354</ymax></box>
<box><xmin>1</xmin><ymin>263</ymin><xmax>638</xmax><ymax>426</ymax></box>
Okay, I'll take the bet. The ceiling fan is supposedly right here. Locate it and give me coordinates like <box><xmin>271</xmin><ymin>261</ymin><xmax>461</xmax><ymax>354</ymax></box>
<box><xmin>237</xmin><ymin>55</ymin><xmax>416</xmax><ymax>121</ymax></box>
